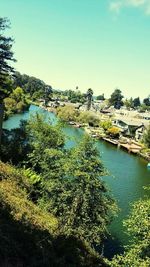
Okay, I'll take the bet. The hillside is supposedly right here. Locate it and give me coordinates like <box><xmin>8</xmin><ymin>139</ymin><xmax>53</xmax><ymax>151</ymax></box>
<box><xmin>0</xmin><ymin>161</ymin><xmax>107</xmax><ymax>267</ymax></box>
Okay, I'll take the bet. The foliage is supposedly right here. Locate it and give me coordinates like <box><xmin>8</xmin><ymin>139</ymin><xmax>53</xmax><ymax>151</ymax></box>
<box><xmin>100</xmin><ymin>120</ymin><xmax>112</xmax><ymax>131</ymax></box>
<box><xmin>57</xmin><ymin>105</ymin><xmax>79</xmax><ymax>122</ymax></box>
<box><xmin>107</xmin><ymin>126</ymin><xmax>120</xmax><ymax>138</ymax></box>
<box><xmin>62</xmin><ymin>89</ymin><xmax>86</xmax><ymax>103</ymax></box>
<box><xmin>4</xmin><ymin>97</ymin><xmax>17</xmax><ymax>115</ymax></box>
<box><xmin>1</xmin><ymin>120</ymin><xmax>30</xmax><ymax>164</ymax></box>
<box><xmin>139</xmin><ymin>104</ymin><xmax>150</xmax><ymax>112</ymax></box>
<box><xmin>41</xmin><ymin>135</ymin><xmax>117</xmax><ymax>247</ymax></box>
<box><xmin>109</xmin><ymin>89</ymin><xmax>123</xmax><ymax>109</ymax></box>
<box><xmin>143</xmin><ymin>125</ymin><xmax>150</xmax><ymax>148</ymax></box>
<box><xmin>0</xmin><ymin>161</ymin><xmax>108</xmax><ymax>267</ymax></box>
<box><xmin>26</xmin><ymin>113</ymin><xmax>65</xmax><ymax>172</ymax></box>
<box><xmin>124</xmin><ymin>97</ymin><xmax>134</xmax><ymax>109</ymax></box>
<box><xmin>13</xmin><ymin>71</ymin><xmax>52</xmax><ymax>99</ymax></box>
<box><xmin>78</xmin><ymin>111</ymin><xmax>100</xmax><ymax>127</ymax></box>
<box><xmin>97</xmin><ymin>94</ymin><xmax>105</xmax><ymax>100</ymax></box>
<box><xmin>0</xmin><ymin>17</ymin><xmax>16</xmax><ymax>146</ymax></box>
<box><xmin>0</xmin><ymin>17</ymin><xmax>16</xmax><ymax>102</ymax></box>
<box><xmin>143</xmin><ymin>97</ymin><xmax>150</xmax><ymax>106</ymax></box>
<box><xmin>133</xmin><ymin>97</ymin><xmax>141</xmax><ymax>108</ymax></box>
<box><xmin>86</xmin><ymin>88</ymin><xmax>93</xmax><ymax>110</ymax></box>
<box><xmin>110</xmin><ymin>195</ymin><xmax>150</xmax><ymax>267</ymax></box>
<box><xmin>4</xmin><ymin>86</ymin><xmax>29</xmax><ymax>117</ymax></box>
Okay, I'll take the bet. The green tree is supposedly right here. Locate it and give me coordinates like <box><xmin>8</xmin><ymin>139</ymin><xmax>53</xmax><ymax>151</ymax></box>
<box><xmin>44</xmin><ymin>85</ymin><xmax>52</xmax><ymax>106</ymax></box>
<box><xmin>143</xmin><ymin>125</ymin><xmax>150</xmax><ymax>148</ymax></box>
<box><xmin>109</xmin><ymin>89</ymin><xmax>123</xmax><ymax>109</ymax></box>
<box><xmin>0</xmin><ymin>18</ymin><xmax>16</xmax><ymax>146</ymax></box>
<box><xmin>43</xmin><ymin>135</ymin><xmax>117</xmax><ymax>247</ymax></box>
<box><xmin>124</xmin><ymin>97</ymin><xmax>133</xmax><ymax>109</ymax></box>
<box><xmin>26</xmin><ymin>113</ymin><xmax>65</xmax><ymax>172</ymax></box>
<box><xmin>111</xmin><ymin>193</ymin><xmax>150</xmax><ymax>267</ymax></box>
<box><xmin>86</xmin><ymin>88</ymin><xmax>93</xmax><ymax>110</ymax></box>
<box><xmin>4</xmin><ymin>97</ymin><xmax>17</xmax><ymax>115</ymax></box>
<box><xmin>100</xmin><ymin>120</ymin><xmax>112</xmax><ymax>131</ymax></box>
<box><xmin>11</xmin><ymin>86</ymin><xmax>24</xmax><ymax>102</ymax></box>
<box><xmin>143</xmin><ymin>97</ymin><xmax>150</xmax><ymax>107</ymax></box>
<box><xmin>97</xmin><ymin>94</ymin><xmax>105</xmax><ymax>101</ymax></box>
<box><xmin>133</xmin><ymin>97</ymin><xmax>141</xmax><ymax>108</ymax></box>
<box><xmin>57</xmin><ymin>105</ymin><xmax>79</xmax><ymax>122</ymax></box>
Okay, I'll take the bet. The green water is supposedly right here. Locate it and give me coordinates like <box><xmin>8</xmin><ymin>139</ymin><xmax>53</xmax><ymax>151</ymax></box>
<box><xmin>3</xmin><ymin>105</ymin><xmax>150</xmax><ymax>257</ymax></box>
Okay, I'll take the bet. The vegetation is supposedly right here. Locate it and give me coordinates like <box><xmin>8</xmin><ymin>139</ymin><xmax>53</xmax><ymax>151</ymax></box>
<box><xmin>57</xmin><ymin>105</ymin><xmax>80</xmax><ymax>122</ymax></box>
<box><xmin>0</xmin><ymin>161</ymin><xmax>107</xmax><ymax>267</ymax></box>
<box><xmin>97</xmin><ymin>94</ymin><xmax>105</xmax><ymax>100</ymax></box>
<box><xmin>107</xmin><ymin>126</ymin><xmax>121</xmax><ymax>138</ymax></box>
<box><xmin>86</xmin><ymin>88</ymin><xmax>93</xmax><ymax>110</ymax></box>
<box><xmin>110</xmin><ymin>193</ymin><xmax>150</xmax><ymax>267</ymax></box>
<box><xmin>0</xmin><ymin>17</ymin><xmax>16</xmax><ymax>145</ymax></box>
<box><xmin>13</xmin><ymin>71</ymin><xmax>52</xmax><ymax>100</ymax></box>
<box><xmin>109</xmin><ymin>89</ymin><xmax>124</xmax><ymax>109</ymax></box>
<box><xmin>4</xmin><ymin>86</ymin><xmax>29</xmax><ymax>117</ymax></box>
<box><xmin>61</xmin><ymin>89</ymin><xmax>86</xmax><ymax>103</ymax></box>
<box><xmin>143</xmin><ymin>125</ymin><xmax>150</xmax><ymax>148</ymax></box>
<box><xmin>100</xmin><ymin>120</ymin><xmax>112</xmax><ymax>131</ymax></box>
<box><xmin>133</xmin><ymin>97</ymin><xmax>141</xmax><ymax>108</ymax></box>
<box><xmin>39</xmin><ymin>135</ymin><xmax>117</xmax><ymax>247</ymax></box>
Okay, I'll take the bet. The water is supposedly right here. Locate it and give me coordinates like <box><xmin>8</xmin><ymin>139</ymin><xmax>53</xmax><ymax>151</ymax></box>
<box><xmin>3</xmin><ymin>105</ymin><xmax>150</xmax><ymax>257</ymax></box>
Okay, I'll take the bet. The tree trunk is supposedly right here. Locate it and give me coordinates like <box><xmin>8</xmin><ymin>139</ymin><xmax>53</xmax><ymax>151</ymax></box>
<box><xmin>0</xmin><ymin>102</ymin><xmax>4</xmax><ymax>149</ymax></box>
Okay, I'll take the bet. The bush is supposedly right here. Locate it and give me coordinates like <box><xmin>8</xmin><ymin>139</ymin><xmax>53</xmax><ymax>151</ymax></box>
<box><xmin>107</xmin><ymin>127</ymin><xmax>120</xmax><ymax>138</ymax></box>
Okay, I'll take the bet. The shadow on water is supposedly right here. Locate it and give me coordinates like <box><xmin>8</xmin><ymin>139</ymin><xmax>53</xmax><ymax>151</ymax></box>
<box><xmin>103</xmin><ymin>235</ymin><xmax>124</xmax><ymax>259</ymax></box>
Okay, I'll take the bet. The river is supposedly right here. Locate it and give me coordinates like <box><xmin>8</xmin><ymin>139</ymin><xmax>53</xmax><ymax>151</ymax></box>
<box><xmin>3</xmin><ymin>104</ymin><xmax>150</xmax><ymax>258</ymax></box>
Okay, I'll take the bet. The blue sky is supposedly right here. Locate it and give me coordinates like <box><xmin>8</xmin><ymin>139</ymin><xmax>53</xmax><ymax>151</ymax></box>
<box><xmin>0</xmin><ymin>0</ymin><xmax>150</xmax><ymax>99</ymax></box>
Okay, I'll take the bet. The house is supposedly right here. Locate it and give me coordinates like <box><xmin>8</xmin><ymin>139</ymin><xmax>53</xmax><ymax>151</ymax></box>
<box><xmin>135</xmin><ymin>125</ymin><xmax>146</xmax><ymax>141</ymax></box>
<box><xmin>113</xmin><ymin>118</ymin><xmax>143</xmax><ymax>137</ymax></box>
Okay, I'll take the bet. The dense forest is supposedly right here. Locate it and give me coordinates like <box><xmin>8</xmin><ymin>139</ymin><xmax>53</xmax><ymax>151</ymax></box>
<box><xmin>0</xmin><ymin>17</ymin><xmax>150</xmax><ymax>267</ymax></box>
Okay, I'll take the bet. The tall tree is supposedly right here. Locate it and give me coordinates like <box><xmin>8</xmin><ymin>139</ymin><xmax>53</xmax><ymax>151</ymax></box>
<box><xmin>143</xmin><ymin>97</ymin><xmax>150</xmax><ymax>106</ymax></box>
<box><xmin>133</xmin><ymin>97</ymin><xmax>141</xmax><ymax>108</ymax></box>
<box><xmin>86</xmin><ymin>88</ymin><xmax>93</xmax><ymax>110</ymax></box>
<box><xmin>44</xmin><ymin>85</ymin><xmax>52</xmax><ymax>106</ymax></box>
<box><xmin>109</xmin><ymin>89</ymin><xmax>123</xmax><ymax>109</ymax></box>
<box><xmin>42</xmin><ymin>135</ymin><xmax>117</xmax><ymax>248</ymax></box>
<box><xmin>0</xmin><ymin>17</ymin><xmax>16</xmax><ymax>146</ymax></box>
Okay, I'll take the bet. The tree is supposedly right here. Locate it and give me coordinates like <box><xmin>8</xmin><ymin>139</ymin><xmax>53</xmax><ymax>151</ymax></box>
<box><xmin>133</xmin><ymin>97</ymin><xmax>141</xmax><ymax>108</ymax></box>
<box><xmin>110</xmin><ymin>193</ymin><xmax>150</xmax><ymax>267</ymax></box>
<box><xmin>26</xmin><ymin>114</ymin><xmax>65</xmax><ymax>172</ymax></box>
<box><xmin>143</xmin><ymin>125</ymin><xmax>150</xmax><ymax>148</ymax></box>
<box><xmin>97</xmin><ymin>94</ymin><xmax>105</xmax><ymax>101</ymax></box>
<box><xmin>143</xmin><ymin>97</ymin><xmax>150</xmax><ymax>107</ymax></box>
<box><xmin>86</xmin><ymin>88</ymin><xmax>93</xmax><ymax>110</ymax></box>
<box><xmin>43</xmin><ymin>135</ymin><xmax>117</xmax><ymax>247</ymax></box>
<box><xmin>109</xmin><ymin>89</ymin><xmax>123</xmax><ymax>109</ymax></box>
<box><xmin>44</xmin><ymin>85</ymin><xmax>52</xmax><ymax>106</ymax></box>
<box><xmin>11</xmin><ymin>86</ymin><xmax>24</xmax><ymax>102</ymax></box>
<box><xmin>124</xmin><ymin>97</ymin><xmax>133</xmax><ymax>109</ymax></box>
<box><xmin>57</xmin><ymin>105</ymin><xmax>79</xmax><ymax>122</ymax></box>
<box><xmin>107</xmin><ymin>126</ymin><xmax>120</xmax><ymax>138</ymax></box>
<box><xmin>0</xmin><ymin>18</ymin><xmax>16</xmax><ymax>147</ymax></box>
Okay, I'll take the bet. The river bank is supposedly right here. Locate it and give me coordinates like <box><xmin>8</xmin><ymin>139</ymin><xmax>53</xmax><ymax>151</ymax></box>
<box><xmin>39</xmin><ymin>104</ymin><xmax>150</xmax><ymax>162</ymax></box>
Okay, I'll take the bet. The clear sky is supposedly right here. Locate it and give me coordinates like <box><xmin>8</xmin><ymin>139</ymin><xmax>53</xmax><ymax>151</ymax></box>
<box><xmin>0</xmin><ymin>0</ymin><xmax>150</xmax><ymax>99</ymax></box>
